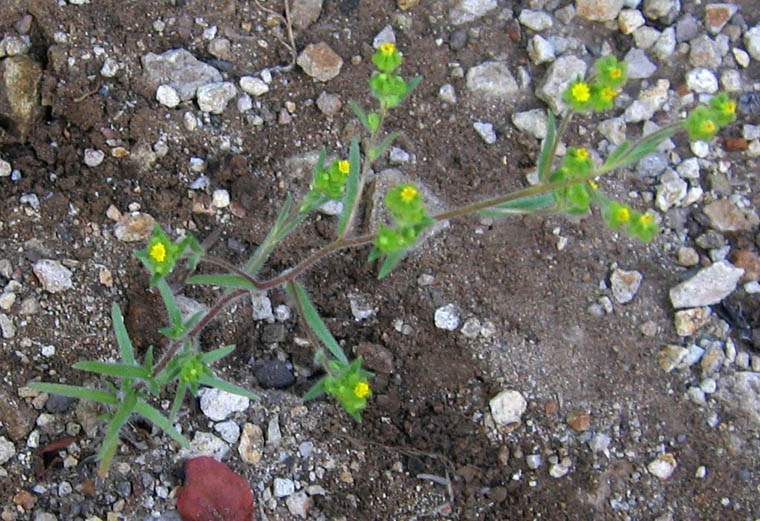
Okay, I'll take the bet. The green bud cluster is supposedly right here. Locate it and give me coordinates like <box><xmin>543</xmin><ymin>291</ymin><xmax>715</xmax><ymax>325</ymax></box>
<box><xmin>551</xmin><ymin>147</ymin><xmax>595</xmax><ymax>215</ymax></box>
<box><xmin>374</xmin><ymin>184</ymin><xmax>432</xmax><ymax>254</ymax></box>
<box><xmin>599</xmin><ymin>198</ymin><xmax>659</xmax><ymax>242</ymax></box>
<box><xmin>310</xmin><ymin>159</ymin><xmax>351</xmax><ymax>199</ymax></box>
<box><xmin>369</xmin><ymin>43</ymin><xmax>414</xmax><ymax>110</ymax></box>
<box><xmin>134</xmin><ymin>225</ymin><xmax>202</xmax><ymax>286</ymax></box>
<box><xmin>684</xmin><ymin>92</ymin><xmax>737</xmax><ymax>141</ymax></box>
<box><xmin>563</xmin><ymin>56</ymin><xmax>627</xmax><ymax>112</ymax></box>
<box><xmin>322</xmin><ymin>358</ymin><xmax>372</xmax><ymax>422</ymax></box>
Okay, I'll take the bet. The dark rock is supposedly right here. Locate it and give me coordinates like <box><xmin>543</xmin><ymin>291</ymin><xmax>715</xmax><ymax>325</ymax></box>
<box><xmin>449</xmin><ymin>29</ymin><xmax>468</xmax><ymax>50</ymax></box>
<box><xmin>252</xmin><ymin>359</ymin><xmax>295</xmax><ymax>389</ymax></box>
<box><xmin>260</xmin><ymin>323</ymin><xmax>286</xmax><ymax>343</ymax></box>
<box><xmin>45</xmin><ymin>393</ymin><xmax>78</xmax><ymax>414</ymax></box>
<box><xmin>0</xmin><ymin>388</ymin><xmax>35</xmax><ymax>440</ymax></box>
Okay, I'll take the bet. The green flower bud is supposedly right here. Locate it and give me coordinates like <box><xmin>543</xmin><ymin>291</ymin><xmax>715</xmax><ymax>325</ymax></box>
<box><xmin>371</xmin><ymin>42</ymin><xmax>403</xmax><ymax>73</ymax></box>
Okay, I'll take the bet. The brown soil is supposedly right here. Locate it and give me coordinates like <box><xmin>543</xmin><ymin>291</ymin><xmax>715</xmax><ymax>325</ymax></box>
<box><xmin>1</xmin><ymin>1</ymin><xmax>759</xmax><ymax>520</ymax></box>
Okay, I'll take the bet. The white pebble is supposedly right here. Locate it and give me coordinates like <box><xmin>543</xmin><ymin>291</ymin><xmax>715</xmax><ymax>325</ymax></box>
<box><xmin>83</xmin><ymin>148</ymin><xmax>105</xmax><ymax>167</ymax></box>
<box><xmin>434</xmin><ymin>304</ymin><xmax>460</xmax><ymax>330</ymax></box>
<box><xmin>212</xmin><ymin>189</ymin><xmax>231</xmax><ymax>208</ymax></box>
<box><xmin>156</xmin><ymin>85</ymin><xmax>180</xmax><ymax>108</ymax></box>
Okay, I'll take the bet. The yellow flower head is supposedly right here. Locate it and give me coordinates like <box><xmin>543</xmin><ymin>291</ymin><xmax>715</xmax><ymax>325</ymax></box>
<box><xmin>574</xmin><ymin>148</ymin><xmax>589</xmax><ymax>160</ymax></box>
<box><xmin>380</xmin><ymin>42</ymin><xmax>396</xmax><ymax>56</ymax></box>
<box><xmin>354</xmin><ymin>381</ymin><xmax>371</xmax><ymax>399</ymax></box>
<box><xmin>338</xmin><ymin>160</ymin><xmax>350</xmax><ymax>175</ymax></box>
<box><xmin>400</xmin><ymin>185</ymin><xmax>418</xmax><ymax>202</ymax></box>
<box><xmin>601</xmin><ymin>87</ymin><xmax>618</xmax><ymax>101</ymax></box>
<box><xmin>722</xmin><ymin>100</ymin><xmax>736</xmax><ymax>115</ymax></box>
<box><xmin>616</xmin><ymin>206</ymin><xmax>630</xmax><ymax>222</ymax></box>
<box><xmin>639</xmin><ymin>213</ymin><xmax>653</xmax><ymax>225</ymax></box>
<box><xmin>610</xmin><ymin>67</ymin><xmax>623</xmax><ymax>80</ymax></box>
<box><xmin>571</xmin><ymin>82</ymin><xmax>591</xmax><ymax>103</ymax></box>
<box><xmin>149</xmin><ymin>242</ymin><xmax>167</xmax><ymax>263</ymax></box>
<box><xmin>700</xmin><ymin>119</ymin><xmax>716</xmax><ymax>135</ymax></box>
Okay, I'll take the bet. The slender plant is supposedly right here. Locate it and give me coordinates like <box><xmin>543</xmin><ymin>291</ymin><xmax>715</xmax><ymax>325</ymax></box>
<box><xmin>31</xmin><ymin>44</ymin><xmax>737</xmax><ymax>476</ymax></box>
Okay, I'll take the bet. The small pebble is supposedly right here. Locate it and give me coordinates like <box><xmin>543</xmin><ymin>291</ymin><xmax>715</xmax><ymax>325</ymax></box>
<box><xmin>434</xmin><ymin>304</ymin><xmax>460</xmax><ymax>330</ymax></box>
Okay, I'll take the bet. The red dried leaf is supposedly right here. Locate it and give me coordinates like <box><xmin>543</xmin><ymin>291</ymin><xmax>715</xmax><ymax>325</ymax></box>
<box><xmin>35</xmin><ymin>435</ymin><xmax>76</xmax><ymax>477</ymax></box>
<box><xmin>177</xmin><ymin>457</ymin><xmax>255</xmax><ymax>521</ymax></box>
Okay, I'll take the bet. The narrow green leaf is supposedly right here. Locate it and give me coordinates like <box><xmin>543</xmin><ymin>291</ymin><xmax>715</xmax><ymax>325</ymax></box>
<box><xmin>538</xmin><ymin>110</ymin><xmax>556</xmax><ymax>183</ymax></box>
<box><xmin>156</xmin><ymin>278</ymin><xmax>183</xmax><ymax>327</ymax></box>
<box><xmin>73</xmin><ymin>361</ymin><xmax>152</xmax><ymax>380</ymax></box>
<box><xmin>370</xmin><ymin>131</ymin><xmax>400</xmax><ymax>162</ymax></box>
<box><xmin>97</xmin><ymin>390</ymin><xmax>137</xmax><ymax>475</ymax></box>
<box><xmin>276</xmin><ymin>211</ymin><xmax>310</xmax><ymax>240</ymax></box>
<box><xmin>401</xmin><ymin>76</ymin><xmax>422</xmax><ymax>104</ymax></box>
<box><xmin>198</xmin><ymin>374</ymin><xmax>260</xmax><ymax>400</ymax></box>
<box><xmin>478</xmin><ymin>192</ymin><xmax>557</xmax><ymax>218</ymax></box>
<box><xmin>603</xmin><ymin>140</ymin><xmax>632</xmax><ymax>170</ymax></box>
<box><xmin>186</xmin><ymin>274</ymin><xmax>258</xmax><ymax>291</ymax></box>
<box><xmin>242</xmin><ymin>193</ymin><xmax>294</xmax><ymax>276</ymax></box>
<box><xmin>302</xmin><ymin>377</ymin><xmax>327</xmax><ymax>401</ymax></box>
<box><xmin>200</xmin><ymin>344</ymin><xmax>236</xmax><ymax>364</ymax></box>
<box><xmin>337</xmin><ymin>137</ymin><xmax>362</xmax><ymax>237</ymax></box>
<box><xmin>134</xmin><ymin>400</ymin><xmax>190</xmax><ymax>448</ymax></box>
<box><xmin>111</xmin><ymin>303</ymin><xmax>134</xmax><ymax>365</ymax></box>
<box><xmin>367</xmin><ymin>246</ymin><xmax>383</xmax><ymax>262</ymax></box>
<box><xmin>168</xmin><ymin>381</ymin><xmax>188</xmax><ymax>422</ymax></box>
<box><xmin>29</xmin><ymin>383</ymin><xmax>119</xmax><ymax>405</ymax></box>
<box><xmin>378</xmin><ymin>249</ymin><xmax>406</xmax><ymax>279</ymax></box>
<box><xmin>287</xmin><ymin>281</ymin><xmax>349</xmax><ymax>365</ymax></box>
<box><xmin>349</xmin><ymin>101</ymin><xmax>370</xmax><ymax>130</ymax></box>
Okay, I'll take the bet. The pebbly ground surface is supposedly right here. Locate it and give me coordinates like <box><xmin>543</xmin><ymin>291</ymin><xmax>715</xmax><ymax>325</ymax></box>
<box><xmin>1</xmin><ymin>0</ymin><xmax>760</xmax><ymax>520</ymax></box>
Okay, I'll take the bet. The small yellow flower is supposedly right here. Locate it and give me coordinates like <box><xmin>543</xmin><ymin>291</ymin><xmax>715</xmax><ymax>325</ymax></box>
<box><xmin>571</xmin><ymin>82</ymin><xmax>591</xmax><ymax>103</ymax></box>
<box><xmin>574</xmin><ymin>148</ymin><xmax>589</xmax><ymax>160</ymax></box>
<box><xmin>150</xmin><ymin>243</ymin><xmax>167</xmax><ymax>263</ymax></box>
<box><xmin>400</xmin><ymin>185</ymin><xmax>418</xmax><ymax>202</ymax></box>
<box><xmin>338</xmin><ymin>160</ymin><xmax>350</xmax><ymax>174</ymax></box>
<box><xmin>354</xmin><ymin>381</ymin><xmax>371</xmax><ymax>398</ymax></box>
<box><xmin>380</xmin><ymin>42</ymin><xmax>396</xmax><ymax>55</ymax></box>
<box><xmin>722</xmin><ymin>100</ymin><xmax>736</xmax><ymax>116</ymax></box>
<box><xmin>616</xmin><ymin>207</ymin><xmax>630</xmax><ymax>222</ymax></box>
<box><xmin>610</xmin><ymin>67</ymin><xmax>623</xmax><ymax>80</ymax></box>
<box><xmin>601</xmin><ymin>87</ymin><xmax>618</xmax><ymax>101</ymax></box>
<box><xmin>639</xmin><ymin>213</ymin><xmax>653</xmax><ymax>225</ymax></box>
<box><xmin>587</xmin><ymin>179</ymin><xmax>599</xmax><ymax>189</ymax></box>
<box><xmin>700</xmin><ymin>119</ymin><xmax>716</xmax><ymax>135</ymax></box>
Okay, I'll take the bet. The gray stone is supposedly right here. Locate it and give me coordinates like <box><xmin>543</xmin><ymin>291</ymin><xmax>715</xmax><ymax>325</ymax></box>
<box><xmin>652</xmin><ymin>27</ymin><xmax>676</xmax><ymax>60</ymax></box>
<box><xmin>0</xmin><ymin>36</ymin><xmax>31</xmax><ymax>57</ymax></box>
<box><xmin>610</xmin><ymin>269</ymin><xmax>643</xmax><ymax>303</ymax></box>
<box><xmin>676</xmin><ymin>157</ymin><xmax>700</xmax><ymax>179</ymax></box>
<box><xmin>703</xmin><ymin>199</ymin><xmax>760</xmax><ymax>232</ymax></box>
<box><xmin>439</xmin><ymin>84</ymin><xmax>457</xmax><ymax>104</ymax></box>
<box><xmin>267</xmin><ymin>416</ymin><xmax>282</xmax><ymax>446</ymax></box>
<box><xmin>373</xmin><ymin>25</ymin><xmax>396</xmax><ymax>49</ymax></box>
<box><xmin>449</xmin><ymin>0</ymin><xmax>499</xmax><ymax>25</ymax></box>
<box><xmin>435</xmin><ymin>304</ymin><xmax>460</xmax><ymax>330</ymax></box>
<box><xmin>704</xmin><ymin>4</ymin><xmax>738</xmax><ymax>35</ymax></box>
<box><xmin>716</xmin><ymin>372</ymin><xmax>760</xmax><ymax>425</ymax></box>
<box><xmin>618</xmin><ymin>9</ymin><xmax>645</xmax><ymax>34</ymax></box>
<box><xmin>689</xmin><ymin>35</ymin><xmax>721</xmax><ymax>69</ymax></box>
<box><xmin>633</xmin><ymin>26</ymin><xmax>661</xmax><ymax>49</ymax></box>
<box><xmin>643</xmin><ymin>0</ymin><xmax>680</xmax><ymax>23</ymax></box>
<box><xmin>624</xmin><ymin>100</ymin><xmax>655</xmax><ymax>123</ymax></box>
<box><xmin>297</xmin><ymin>42</ymin><xmax>343</xmax><ymax>82</ymax></box>
<box><xmin>290</xmin><ymin>0</ymin><xmax>323</xmax><ymax>29</ymax></box>
<box><xmin>239</xmin><ymin>76</ymin><xmax>269</xmax><ymax>96</ymax></box>
<box><xmin>0</xmin><ymin>56</ymin><xmax>43</xmax><ymax>141</ymax></box>
<box><xmin>33</xmin><ymin>259</ymin><xmax>73</xmax><ymax>293</ymax></box>
<box><xmin>286</xmin><ymin>492</ymin><xmax>312</xmax><ymax>519</ymax></box>
<box><xmin>0</xmin><ymin>436</ymin><xmax>15</xmax><ymax>464</ymax></box>
<box><xmin>466</xmin><ymin>61</ymin><xmax>519</xmax><ymax>101</ymax></box>
<box><xmin>100</xmin><ymin>57</ymin><xmax>120</xmax><ymax>78</ymax></box>
<box><xmin>655</xmin><ymin>170</ymin><xmax>687</xmax><ymax>211</ymax></box>
<box><xmin>536</xmin><ymin>55</ymin><xmax>587</xmax><ymax>114</ymax></box>
<box><xmin>0</xmin><ymin>313</ymin><xmax>15</xmax><ymax>339</ymax></box>
<box><xmin>474</xmin><ymin>121</ymin><xmax>497</xmax><ymax>144</ymax></box>
<box><xmin>669</xmin><ymin>261</ymin><xmax>744</xmax><ymax>309</ymax></box>
<box><xmin>685</xmin><ymin>68</ymin><xmax>718</xmax><ymax>94</ymax></box>
<box><xmin>273</xmin><ymin>477</ymin><xmax>295</xmax><ymax>497</ymax></box>
<box><xmin>675</xmin><ymin>14</ymin><xmax>700</xmax><ymax>42</ymax></box>
<box><xmin>0</xmin><ymin>159</ymin><xmax>10</xmax><ymax>177</ymax></box>
<box><xmin>156</xmin><ymin>85</ymin><xmax>180</xmax><ymax>108</ymax></box>
<box><xmin>519</xmin><ymin>9</ymin><xmax>553</xmax><ymax>31</ymax></box>
<box><xmin>636</xmin><ymin>151</ymin><xmax>668</xmax><ymax>177</ymax></box>
<box><xmin>624</xmin><ymin>48</ymin><xmax>657</xmax><ymax>79</ymax></box>
<box><xmin>114</xmin><ymin>212</ymin><xmax>156</xmax><ymax>241</ymax></box>
<box><xmin>199</xmin><ymin>388</ymin><xmax>250</xmax><ymax>421</ymax></box>
<box><xmin>316</xmin><ymin>91</ymin><xmax>341</xmax><ymax>116</ymax></box>
<box><xmin>197</xmin><ymin>82</ymin><xmax>237</xmax><ymax>114</ymax></box>
<box><xmin>141</xmin><ymin>49</ymin><xmax>223</xmax><ymax>101</ymax></box>
<box><xmin>527</xmin><ymin>35</ymin><xmax>555</xmax><ymax>65</ymax></box>
<box><xmin>251</xmin><ymin>293</ymin><xmax>274</xmax><ymax>322</ymax></box>
<box><xmin>576</xmin><ymin>0</ymin><xmax>624</xmax><ymax>21</ymax></box>
<box><xmin>179</xmin><ymin>432</ymin><xmax>229</xmax><ymax>460</ymax></box>
<box><xmin>512</xmin><ymin>109</ymin><xmax>548</xmax><ymax>139</ymax></box>
<box><xmin>744</xmin><ymin>26</ymin><xmax>760</xmax><ymax>61</ymax></box>
<box><xmin>349</xmin><ymin>293</ymin><xmax>374</xmax><ymax>320</ymax></box>
<box><xmin>599</xmin><ymin>117</ymin><xmax>627</xmax><ymax>145</ymax></box>
<box><xmin>490</xmin><ymin>389</ymin><xmax>527</xmax><ymax>426</ymax></box>
<box><xmin>647</xmin><ymin>453</ymin><xmax>677</xmax><ymax>479</ymax></box>
<box><xmin>252</xmin><ymin>359</ymin><xmax>294</xmax><ymax>389</ymax></box>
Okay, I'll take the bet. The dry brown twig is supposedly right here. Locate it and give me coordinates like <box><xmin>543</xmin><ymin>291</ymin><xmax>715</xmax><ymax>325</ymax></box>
<box><xmin>254</xmin><ymin>0</ymin><xmax>297</xmax><ymax>72</ymax></box>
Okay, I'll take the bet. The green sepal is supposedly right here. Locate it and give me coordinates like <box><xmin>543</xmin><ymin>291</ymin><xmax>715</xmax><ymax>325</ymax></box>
<box><xmin>378</xmin><ymin>248</ymin><xmax>407</xmax><ymax>279</ymax></box>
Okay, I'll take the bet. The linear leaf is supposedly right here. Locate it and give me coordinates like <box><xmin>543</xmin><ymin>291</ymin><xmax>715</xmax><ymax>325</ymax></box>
<box><xmin>401</xmin><ymin>76</ymin><xmax>422</xmax><ymax>104</ymax></box>
<box><xmin>111</xmin><ymin>303</ymin><xmax>134</xmax><ymax>365</ymax></box>
<box><xmin>97</xmin><ymin>390</ymin><xmax>137</xmax><ymax>476</ymax></box>
<box><xmin>478</xmin><ymin>192</ymin><xmax>557</xmax><ymax>218</ymax></box>
<box><xmin>337</xmin><ymin>137</ymin><xmax>362</xmax><ymax>237</ymax></box>
<box><xmin>287</xmin><ymin>281</ymin><xmax>349</xmax><ymax>365</ymax></box>
<box><xmin>186</xmin><ymin>274</ymin><xmax>258</xmax><ymax>291</ymax></box>
<box><xmin>134</xmin><ymin>400</ymin><xmax>190</xmax><ymax>448</ymax></box>
<box><xmin>378</xmin><ymin>248</ymin><xmax>406</xmax><ymax>279</ymax></box>
<box><xmin>73</xmin><ymin>361</ymin><xmax>152</xmax><ymax>380</ymax></box>
<box><xmin>370</xmin><ymin>131</ymin><xmax>400</xmax><ymax>161</ymax></box>
<box><xmin>198</xmin><ymin>374</ymin><xmax>259</xmax><ymax>400</ymax></box>
<box><xmin>29</xmin><ymin>383</ymin><xmax>119</xmax><ymax>405</ymax></box>
<box><xmin>156</xmin><ymin>278</ymin><xmax>183</xmax><ymax>328</ymax></box>
<box><xmin>302</xmin><ymin>377</ymin><xmax>327</xmax><ymax>401</ymax></box>
<box><xmin>349</xmin><ymin>101</ymin><xmax>370</xmax><ymax>130</ymax></box>
<box><xmin>242</xmin><ymin>193</ymin><xmax>294</xmax><ymax>276</ymax></box>
<box><xmin>168</xmin><ymin>381</ymin><xmax>188</xmax><ymax>422</ymax></box>
<box><xmin>200</xmin><ymin>344</ymin><xmax>236</xmax><ymax>364</ymax></box>
<box><xmin>538</xmin><ymin>110</ymin><xmax>556</xmax><ymax>183</ymax></box>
